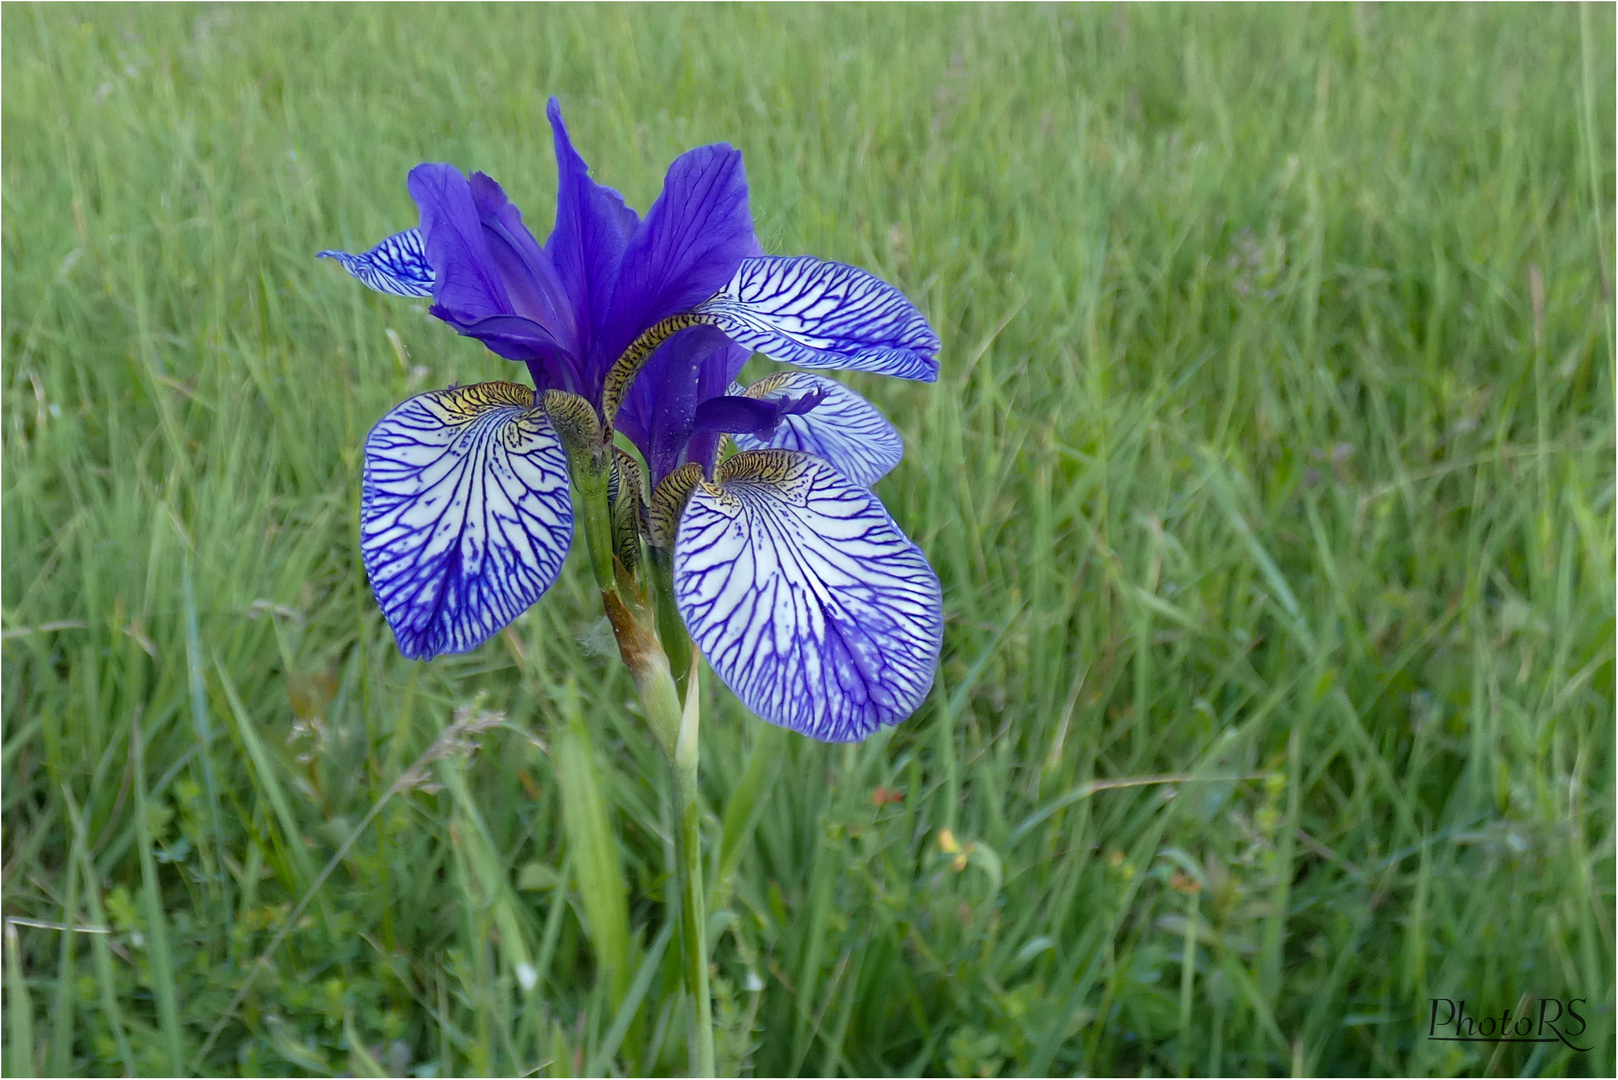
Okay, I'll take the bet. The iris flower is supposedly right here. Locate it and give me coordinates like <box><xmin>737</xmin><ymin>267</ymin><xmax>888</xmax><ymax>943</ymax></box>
<box><xmin>322</xmin><ymin>99</ymin><xmax>941</xmax><ymax>742</ymax></box>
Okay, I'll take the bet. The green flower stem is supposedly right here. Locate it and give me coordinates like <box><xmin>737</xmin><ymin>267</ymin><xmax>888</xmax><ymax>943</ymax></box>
<box><xmin>542</xmin><ymin>389</ymin><xmax>618</xmax><ymax>595</ymax></box>
<box><xmin>648</xmin><ymin>545</ymin><xmax>694</xmax><ymax>702</ymax></box>
<box><xmin>605</xmin><ymin>621</ymin><xmax>714</xmax><ymax>1077</ymax></box>
<box><xmin>573</xmin><ymin>451</ymin><xmax>618</xmax><ymax>595</ymax></box>
<box><xmin>645</xmin><ymin>559</ymin><xmax>713</xmax><ymax>1075</ymax></box>
<box><xmin>576</xmin><ymin>467</ymin><xmax>716</xmax><ymax>1075</ymax></box>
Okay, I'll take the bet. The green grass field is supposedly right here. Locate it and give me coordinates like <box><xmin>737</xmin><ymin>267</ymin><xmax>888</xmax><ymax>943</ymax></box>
<box><xmin>3</xmin><ymin>4</ymin><xmax>1614</xmax><ymax>1076</ymax></box>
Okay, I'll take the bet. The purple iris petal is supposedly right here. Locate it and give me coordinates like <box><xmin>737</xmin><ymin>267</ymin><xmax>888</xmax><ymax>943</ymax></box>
<box><xmin>443</xmin><ymin>316</ymin><xmax>579</xmax><ymax>389</ymax></box>
<box><xmin>692</xmin><ymin>386</ymin><xmax>825</xmax><ymax>437</ymax></box>
<box><xmin>611</xmin><ymin>325</ymin><xmax>740</xmax><ymax>484</ymax></box>
<box><xmin>603</xmin><ymin>143</ymin><xmax>761</xmax><ymax>370</ymax></box>
<box><xmin>673</xmin><ymin>450</ymin><xmax>942</xmax><ymax>741</ymax></box>
<box><xmin>361</xmin><ymin>382</ymin><xmax>574</xmax><ymax>660</ymax></box>
<box><xmin>468</xmin><ymin>172</ymin><xmax>578</xmax><ymax>353</ymax></box>
<box><xmin>695</xmin><ymin>256</ymin><xmax>941</xmax><ymax>381</ymax></box>
<box><xmin>545</xmin><ymin>98</ymin><xmax>639</xmax><ymax>394</ymax></box>
<box><xmin>408</xmin><ymin>164</ymin><xmax>579</xmax><ymax>391</ymax></box>
<box><xmin>691</xmin><ymin>396</ymin><xmax>784</xmax><ymax>436</ymax></box>
<box><xmin>409</xmin><ymin>164</ymin><xmax>511</xmax><ymax>324</ymax></box>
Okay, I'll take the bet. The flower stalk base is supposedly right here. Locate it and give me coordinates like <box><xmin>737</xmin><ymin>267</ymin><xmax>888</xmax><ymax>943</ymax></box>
<box><xmin>579</xmin><ymin>458</ymin><xmax>715</xmax><ymax>1076</ymax></box>
<box><xmin>673</xmin><ymin>661</ymin><xmax>716</xmax><ymax>1078</ymax></box>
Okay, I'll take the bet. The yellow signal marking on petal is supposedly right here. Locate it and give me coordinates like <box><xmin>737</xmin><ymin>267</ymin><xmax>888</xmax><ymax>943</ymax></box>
<box><xmin>686</xmin><ymin>450</ymin><xmax>812</xmax><ymax>518</ymax></box>
<box><xmin>420</xmin><ymin>382</ymin><xmax>550</xmax><ymax>448</ymax></box>
<box><xmin>648</xmin><ymin>462</ymin><xmax>704</xmax><ymax>548</ymax></box>
<box><xmin>426</xmin><ymin>380</ymin><xmax>536</xmax><ymax>421</ymax></box>
<box><xmin>715</xmin><ymin>448</ymin><xmax>802</xmax><ymax>486</ymax></box>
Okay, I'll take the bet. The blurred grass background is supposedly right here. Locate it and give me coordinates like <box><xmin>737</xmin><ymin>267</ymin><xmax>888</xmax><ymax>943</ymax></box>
<box><xmin>3</xmin><ymin>3</ymin><xmax>1614</xmax><ymax>1076</ymax></box>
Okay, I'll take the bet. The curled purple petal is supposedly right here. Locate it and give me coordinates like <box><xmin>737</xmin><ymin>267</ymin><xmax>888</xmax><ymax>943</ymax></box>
<box><xmin>408</xmin><ymin>163</ymin><xmax>580</xmax><ymax>389</ymax></box>
<box><xmin>468</xmin><ymin>172</ymin><xmax>578</xmax><ymax>354</ymax></box>
<box><xmin>409</xmin><ymin>164</ymin><xmax>511</xmax><ymax>324</ymax></box>
<box><xmin>692</xmin><ymin>385</ymin><xmax>826</xmax><ymax>438</ymax></box>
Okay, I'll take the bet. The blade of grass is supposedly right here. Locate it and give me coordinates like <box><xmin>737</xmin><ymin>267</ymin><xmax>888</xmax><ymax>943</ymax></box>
<box><xmin>343</xmin><ymin>1009</ymin><xmax>389</xmax><ymax>1079</ymax></box>
<box><xmin>181</xmin><ymin>562</ymin><xmax>230</xmax><ymax>922</ymax></box>
<box><xmin>5</xmin><ymin>919</ymin><xmax>37</xmax><ymax>1078</ymax></box>
<box><xmin>439</xmin><ymin>758</ymin><xmax>535</xmax><ymax>976</ymax></box>
<box><xmin>585</xmin><ymin>917</ymin><xmax>674</xmax><ymax>1076</ymax></box>
<box><xmin>131</xmin><ymin>713</ymin><xmax>186</xmax><ymax>1073</ymax></box>
<box><xmin>713</xmin><ymin>721</ymin><xmax>787</xmax><ymax>908</ymax></box>
<box><xmin>936</xmin><ymin>603</ymin><xmax>1025</xmax><ymax>833</ymax></box>
<box><xmin>47</xmin><ymin>838</ymin><xmax>81</xmax><ymax>1078</ymax></box>
<box><xmin>61</xmin><ymin>788</ymin><xmax>136</xmax><ymax>1076</ymax></box>
<box><xmin>551</xmin><ymin>682</ymin><xmax>632</xmax><ymax>1015</ymax></box>
<box><xmin>215</xmin><ymin>659</ymin><xmax>317</xmax><ymax>887</ymax></box>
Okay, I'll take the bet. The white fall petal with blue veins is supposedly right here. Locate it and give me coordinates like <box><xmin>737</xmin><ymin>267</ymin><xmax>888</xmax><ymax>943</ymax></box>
<box><xmin>319</xmin><ymin>228</ymin><xmax>436</xmax><ymax>298</ymax></box>
<box><xmin>731</xmin><ymin>372</ymin><xmax>904</xmax><ymax>487</ymax></box>
<box><xmin>362</xmin><ymin>382</ymin><xmax>572</xmax><ymax>660</ymax></box>
<box><xmin>674</xmin><ymin>450</ymin><xmax>942</xmax><ymax>742</ymax></box>
<box><xmin>696</xmin><ymin>255</ymin><xmax>940</xmax><ymax>382</ymax></box>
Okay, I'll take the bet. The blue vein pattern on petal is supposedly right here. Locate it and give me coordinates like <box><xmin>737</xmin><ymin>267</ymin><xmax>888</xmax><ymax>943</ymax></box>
<box><xmin>696</xmin><ymin>255</ymin><xmax>940</xmax><ymax>382</ymax></box>
<box><xmin>362</xmin><ymin>382</ymin><xmax>573</xmax><ymax>660</ymax></box>
<box><xmin>318</xmin><ymin>228</ymin><xmax>435</xmax><ymax>298</ymax></box>
<box><xmin>731</xmin><ymin>372</ymin><xmax>904</xmax><ymax>487</ymax></box>
<box><xmin>674</xmin><ymin>450</ymin><xmax>942</xmax><ymax>741</ymax></box>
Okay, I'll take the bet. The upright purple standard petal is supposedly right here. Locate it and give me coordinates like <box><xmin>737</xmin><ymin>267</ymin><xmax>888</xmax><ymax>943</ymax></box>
<box><xmin>545</xmin><ymin>98</ymin><xmax>638</xmax><ymax>389</ymax></box>
<box><xmin>674</xmin><ymin>450</ymin><xmax>942</xmax><ymax>742</ymax></box>
<box><xmin>604</xmin><ymin>143</ymin><xmax>761</xmax><ymax>368</ymax></box>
